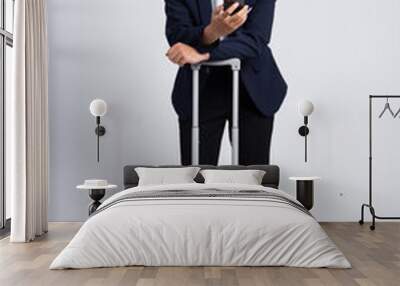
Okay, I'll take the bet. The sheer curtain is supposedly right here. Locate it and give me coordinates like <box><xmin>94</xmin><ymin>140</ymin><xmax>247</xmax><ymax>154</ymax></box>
<box><xmin>9</xmin><ymin>0</ymin><xmax>49</xmax><ymax>242</ymax></box>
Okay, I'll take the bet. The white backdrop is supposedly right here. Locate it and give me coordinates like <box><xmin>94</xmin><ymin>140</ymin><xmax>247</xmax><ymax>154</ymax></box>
<box><xmin>47</xmin><ymin>0</ymin><xmax>400</xmax><ymax>221</ymax></box>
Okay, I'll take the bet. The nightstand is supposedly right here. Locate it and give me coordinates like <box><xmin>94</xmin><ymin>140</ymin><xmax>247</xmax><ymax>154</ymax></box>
<box><xmin>77</xmin><ymin>180</ymin><xmax>117</xmax><ymax>215</ymax></box>
<box><xmin>289</xmin><ymin>177</ymin><xmax>321</xmax><ymax>210</ymax></box>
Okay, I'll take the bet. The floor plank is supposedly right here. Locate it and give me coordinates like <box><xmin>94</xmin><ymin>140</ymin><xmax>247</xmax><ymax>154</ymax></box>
<box><xmin>0</xmin><ymin>222</ymin><xmax>399</xmax><ymax>286</ymax></box>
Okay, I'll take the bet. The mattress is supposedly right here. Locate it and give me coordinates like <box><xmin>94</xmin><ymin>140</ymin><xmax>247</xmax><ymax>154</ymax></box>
<box><xmin>50</xmin><ymin>183</ymin><xmax>351</xmax><ymax>269</ymax></box>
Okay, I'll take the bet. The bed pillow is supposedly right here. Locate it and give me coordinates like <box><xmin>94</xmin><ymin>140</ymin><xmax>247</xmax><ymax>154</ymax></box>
<box><xmin>200</xmin><ymin>169</ymin><xmax>266</xmax><ymax>185</ymax></box>
<box><xmin>135</xmin><ymin>167</ymin><xmax>200</xmax><ymax>186</ymax></box>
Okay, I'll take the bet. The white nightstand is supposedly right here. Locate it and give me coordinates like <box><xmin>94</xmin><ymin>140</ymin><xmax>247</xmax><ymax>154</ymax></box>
<box><xmin>289</xmin><ymin>177</ymin><xmax>321</xmax><ymax>210</ymax></box>
<box><xmin>77</xmin><ymin>180</ymin><xmax>117</xmax><ymax>215</ymax></box>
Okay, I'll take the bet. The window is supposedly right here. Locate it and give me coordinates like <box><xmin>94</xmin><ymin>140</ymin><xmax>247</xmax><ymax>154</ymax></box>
<box><xmin>0</xmin><ymin>0</ymin><xmax>13</xmax><ymax>232</ymax></box>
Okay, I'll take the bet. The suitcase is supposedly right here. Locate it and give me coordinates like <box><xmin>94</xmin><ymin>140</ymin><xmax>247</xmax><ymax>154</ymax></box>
<box><xmin>191</xmin><ymin>58</ymin><xmax>241</xmax><ymax>165</ymax></box>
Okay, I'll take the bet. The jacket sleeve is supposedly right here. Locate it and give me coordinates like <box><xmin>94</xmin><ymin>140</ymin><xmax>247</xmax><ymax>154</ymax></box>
<box><xmin>209</xmin><ymin>0</ymin><xmax>277</xmax><ymax>61</ymax></box>
<box><xmin>165</xmin><ymin>0</ymin><xmax>217</xmax><ymax>51</ymax></box>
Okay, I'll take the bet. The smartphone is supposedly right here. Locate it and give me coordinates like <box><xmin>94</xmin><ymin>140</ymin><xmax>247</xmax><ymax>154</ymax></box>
<box><xmin>223</xmin><ymin>0</ymin><xmax>246</xmax><ymax>15</ymax></box>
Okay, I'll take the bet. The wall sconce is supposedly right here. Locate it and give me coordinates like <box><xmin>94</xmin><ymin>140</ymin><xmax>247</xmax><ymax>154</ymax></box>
<box><xmin>298</xmin><ymin>100</ymin><xmax>314</xmax><ymax>162</ymax></box>
<box><xmin>90</xmin><ymin>99</ymin><xmax>107</xmax><ymax>162</ymax></box>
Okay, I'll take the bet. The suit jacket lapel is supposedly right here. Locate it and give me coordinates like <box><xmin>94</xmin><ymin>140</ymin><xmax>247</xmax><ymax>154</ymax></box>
<box><xmin>197</xmin><ymin>0</ymin><xmax>212</xmax><ymax>24</ymax></box>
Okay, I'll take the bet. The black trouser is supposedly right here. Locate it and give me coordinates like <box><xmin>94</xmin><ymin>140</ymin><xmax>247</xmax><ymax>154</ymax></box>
<box><xmin>179</xmin><ymin>67</ymin><xmax>274</xmax><ymax>166</ymax></box>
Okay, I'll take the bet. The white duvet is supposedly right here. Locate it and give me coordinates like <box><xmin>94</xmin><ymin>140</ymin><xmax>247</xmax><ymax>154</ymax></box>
<box><xmin>50</xmin><ymin>183</ymin><xmax>351</xmax><ymax>269</ymax></box>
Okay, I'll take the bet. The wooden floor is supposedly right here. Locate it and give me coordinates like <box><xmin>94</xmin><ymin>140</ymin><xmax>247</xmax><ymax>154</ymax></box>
<box><xmin>0</xmin><ymin>222</ymin><xmax>399</xmax><ymax>286</ymax></box>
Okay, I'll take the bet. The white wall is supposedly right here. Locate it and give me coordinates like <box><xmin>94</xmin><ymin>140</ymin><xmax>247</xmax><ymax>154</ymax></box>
<box><xmin>47</xmin><ymin>0</ymin><xmax>400</xmax><ymax>222</ymax></box>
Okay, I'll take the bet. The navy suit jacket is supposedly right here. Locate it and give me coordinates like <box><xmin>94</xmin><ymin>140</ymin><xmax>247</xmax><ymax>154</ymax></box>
<box><xmin>165</xmin><ymin>0</ymin><xmax>287</xmax><ymax>120</ymax></box>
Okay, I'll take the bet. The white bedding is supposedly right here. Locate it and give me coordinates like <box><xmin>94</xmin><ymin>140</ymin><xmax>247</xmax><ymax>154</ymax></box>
<box><xmin>50</xmin><ymin>183</ymin><xmax>351</xmax><ymax>269</ymax></box>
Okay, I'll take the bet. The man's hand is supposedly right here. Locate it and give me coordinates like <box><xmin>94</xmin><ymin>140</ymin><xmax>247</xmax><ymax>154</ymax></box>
<box><xmin>166</xmin><ymin>43</ymin><xmax>210</xmax><ymax>66</ymax></box>
<box><xmin>203</xmin><ymin>3</ymin><xmax>249</xmax><ymax>45</ymax></box>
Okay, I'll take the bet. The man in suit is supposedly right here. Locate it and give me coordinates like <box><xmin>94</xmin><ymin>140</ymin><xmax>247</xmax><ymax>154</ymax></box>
<box><xmin>165</xmin><ymin>0</ymin><xmax>287</xmax><ymax>165</ymax></box>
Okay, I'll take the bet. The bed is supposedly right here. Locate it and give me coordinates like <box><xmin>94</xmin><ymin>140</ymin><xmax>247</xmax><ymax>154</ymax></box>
<box><xmin>50</xmin><ymin>165</ymin><xmax>350</xmax><ymax>269</ymax></box>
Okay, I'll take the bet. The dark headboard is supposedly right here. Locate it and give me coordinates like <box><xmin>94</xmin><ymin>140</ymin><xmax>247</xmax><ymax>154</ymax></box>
<box><xmin>123</xmin><ymin>165</ymin><xmax>280</xmax><ymax>189</ymax></box>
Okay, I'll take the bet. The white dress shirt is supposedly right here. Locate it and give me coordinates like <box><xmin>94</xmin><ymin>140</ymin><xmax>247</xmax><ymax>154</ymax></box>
<box><xmin>211</xmin><ymin>0</ymin><xmax>224</xmax><ymax>11</ymax></box>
